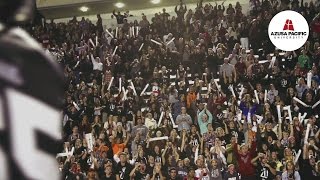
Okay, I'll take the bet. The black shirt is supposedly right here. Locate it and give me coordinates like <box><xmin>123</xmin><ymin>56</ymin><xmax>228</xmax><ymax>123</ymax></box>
<box><xmin>207</xmin><ymin>54</ymin><xmax>219</xmax><ymax>73</ymax></box>
<box><xmin>224</xmin><ymin>171</ymin><xmax>241</xmax><ymax>180</ymax></box>
<box><xmin>256</xmin><ymin>162</ymin><xmax>276</xmax><ymax>180</ymax></box>
<box><xmin>134</xmin><ymin>171</ymin><xmax>149</xmax><ymax>180</ymax></box>
<box><xmin>265</xmin><ymin>130</ymin><xmax>278</xmax><ymax>141</ymax></box>
<box><xmin>300</xmin><ymin>159</ymin><xmax>319</xmax><ymax>180</ymax></box>
<box><xmin>101</xmin><ymin>174</ymin><xmax>116</xmax><ymax>180</ymax></box>
<box><xmin>113</xmin><ymin>12</ymin><xmax>126</xmax><ymax>24</ymax></box>
<box><xmin>115</xmin><ymin>162</ymin><xmax>133</xmax><ymax>180</ymax></box>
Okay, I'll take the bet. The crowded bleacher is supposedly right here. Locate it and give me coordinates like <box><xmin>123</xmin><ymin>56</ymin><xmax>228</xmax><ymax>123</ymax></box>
<box><xmin>29</xmin><ymin>0</ymin><xmax>320</xmax><ymax>179</ymax></box>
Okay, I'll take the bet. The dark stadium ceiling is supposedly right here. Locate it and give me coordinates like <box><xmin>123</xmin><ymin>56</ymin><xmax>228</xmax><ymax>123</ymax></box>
<box><xmin>37</xmin><ymin>0</ymin><xmax>213</xmax><ymax>19</ymax></box>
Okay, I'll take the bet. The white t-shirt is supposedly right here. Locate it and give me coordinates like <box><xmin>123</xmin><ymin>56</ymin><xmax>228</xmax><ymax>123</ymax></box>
<box><xmin>281</xmin><ymin>171</ymin><xmax>300</xmax><ymax>180</ymax></box>
<box><xmin>195</xmin><ymin>168</ymin><xmax>210</xmax><ymax>180</ymax></box>
<box><xmin>90</xmin><ymin>55</ymin><xmax>103</xmax><ymax>71</ymax></box>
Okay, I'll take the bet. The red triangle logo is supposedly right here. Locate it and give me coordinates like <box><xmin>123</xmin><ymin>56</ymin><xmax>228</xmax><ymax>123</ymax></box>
<box><xmin>283</xmin><ymin>19</ymin><xmax>294</xmax><ymax>31</ymax></box>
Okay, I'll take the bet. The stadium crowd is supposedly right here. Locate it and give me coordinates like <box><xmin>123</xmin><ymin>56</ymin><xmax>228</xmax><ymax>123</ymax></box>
<box><xmin>28</xmin><ymin>0</ymin><xmax>320</xmax><ymax>179</ymax></box>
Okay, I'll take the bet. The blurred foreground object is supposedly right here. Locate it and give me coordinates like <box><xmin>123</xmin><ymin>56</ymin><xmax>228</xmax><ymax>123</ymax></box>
<box><xmin>0</xmin><ymin>0</ymin><xmax>64</xmax><ymax>179</ymax></box>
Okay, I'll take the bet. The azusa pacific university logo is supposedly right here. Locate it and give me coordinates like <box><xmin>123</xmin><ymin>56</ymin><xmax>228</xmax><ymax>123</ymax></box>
<box><xmin>283</xmin><ymin>19</ymin><xmax>294</xmax><ymax>31</ymax></box>
<box><xmin>268</xmin><ymin>10</ymin><xmax>309</xmax><ymax>51</ymax></box>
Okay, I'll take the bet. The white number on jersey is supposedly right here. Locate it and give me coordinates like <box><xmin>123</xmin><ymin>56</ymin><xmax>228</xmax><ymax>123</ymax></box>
<box><xmin>0</xmin><ymin>96</ymin><xmax>8</xmax><ymax>179</ymax></box>
<box><xmin>260</xmin><ymin>168</ymin><xmax>269</xmax><ymax>179</ymax></box>
<box><xmin>0</xmin><ymin>88</ymin><xmax>61</xmax><ymax>180</ymax></box>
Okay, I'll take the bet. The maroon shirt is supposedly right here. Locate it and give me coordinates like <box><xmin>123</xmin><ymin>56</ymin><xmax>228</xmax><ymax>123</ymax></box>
<box><xmin>233</xmin><ymin>142</ymin><xmax>257</xmax><ymax>177</ymax></box>
<box><xmin>235</xmin><ymin>62</ymin><xmax>246</xmax><ymax>75</ymax></box>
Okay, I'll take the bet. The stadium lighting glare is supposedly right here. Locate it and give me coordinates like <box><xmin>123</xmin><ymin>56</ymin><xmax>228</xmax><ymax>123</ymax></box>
<box><xmin>114</xmin><ymin>2</ymin><xmax>125</xmax><ymax>8</ymax></box>
<box><xmin>79</xmin><ymin>6</ymin><xmax>89</xmax><ymax>12</ymax></box>
<box><xmin>151</xmin><ymin>0</ymin><xmax>161</xmax><ymax>4</ymax></box>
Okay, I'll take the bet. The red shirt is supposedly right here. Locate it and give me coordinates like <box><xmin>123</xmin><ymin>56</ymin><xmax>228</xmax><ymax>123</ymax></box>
<box><xmin>234</xmin><ymin>142</ymin><xmax>257</xmax><ymax>177</ymax></box>
<box><xmin>235</xmin><ymin>62</ymin><xmax>246</xmax><ymax>75</ymax></box>
<box><xmin>104</xmin><ymin>71</ymin><xmax>112</xmax><ymax>83</ymax></box>
<box><xmin>208</xmin><ymin>96</ymin><xmax>226</xmax><ymax>116</ymax></box>
<box><xmin>312</xmin><ymin>21</ymin><xmax>320</xmax><ymax>33</ymax></box>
